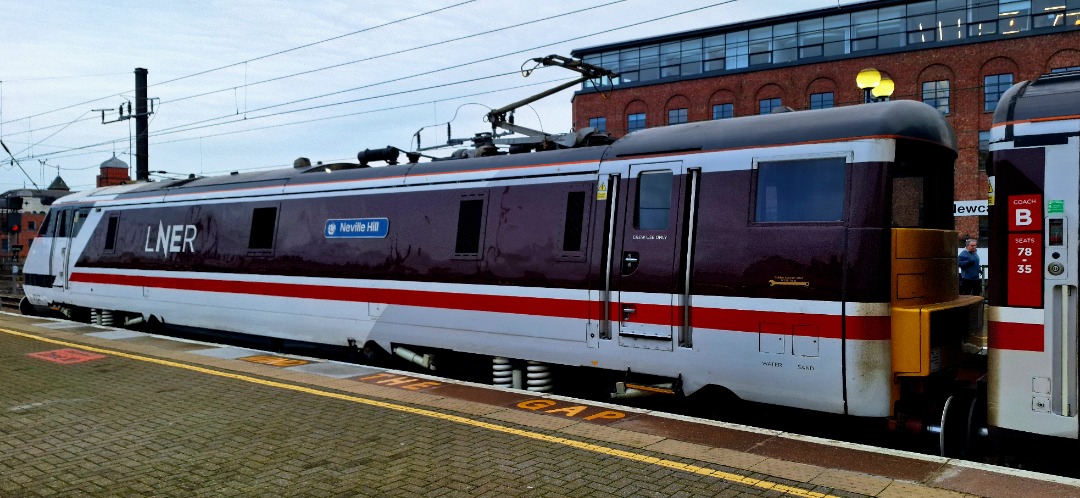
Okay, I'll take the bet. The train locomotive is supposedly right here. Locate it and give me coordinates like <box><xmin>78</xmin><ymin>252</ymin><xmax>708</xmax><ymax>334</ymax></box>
<box><xmin>987</xmin><ymin>70</ymin><xmax>1080</xmax><ymax>444</ymax></box>
<box><xmin>22</xmin><ymin>98</ymin><xmax>985</xmax><ymax>452</ymax></box>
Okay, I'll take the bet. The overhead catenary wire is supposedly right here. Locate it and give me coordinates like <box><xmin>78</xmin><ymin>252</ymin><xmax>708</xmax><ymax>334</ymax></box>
<box><xmin>1</xmin><ymin>0</ymin><xmax>627</xmax><ymax>143</ymax></box>
<box><xmin>15</xmin><ymin>1</ymin><xmax>726</xmax><ymax>162</ymax></box>
<box><xmin>104</xmin><ymin>0</ymin><xmax>745</xmax><ymax>146</ymax></box>
<box><xmin>0</xmin><ymin>1</ymin><xmax>478</xmax><ymax>127</ymax></box>
<box><xmin>16</xmin><ymin>0</ymin><xmax>916</xmax><ymax>178</ymax></box>
<box><xmin>31</xmin><ymin>74</ymin><xmax>574</xmax><ymax>164</ymax></box>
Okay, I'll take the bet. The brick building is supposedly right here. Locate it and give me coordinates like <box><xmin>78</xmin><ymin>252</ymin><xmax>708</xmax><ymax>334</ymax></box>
<box><xmin>571</xmin><ymin>0</ymin><xmax>1080</xmax><ymax>242</ymax></box>
<box><xmin>0</xmin><ymin>153</ymin><xmax>127</xmax><ymax>266</ymax></box>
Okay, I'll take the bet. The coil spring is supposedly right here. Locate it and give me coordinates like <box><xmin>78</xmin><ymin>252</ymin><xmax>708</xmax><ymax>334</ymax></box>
<box><xmin>100</xmin><ymin>310</ymin><xmax>114</xmax><ymax>327</ymax></box>
<box><xmin>492</xmin><ymin>357</ymin><xmax>513</xmax><ymax>388</ymax></box>
<box><xmin>525</xmin><ymin>361</ymin><xmax>552</xmax><ymax>393</ymax></box>
<box><xmin>90</xmin><ymin>309</ymin><xmax>99</xmax><ymax>325</ymax></box>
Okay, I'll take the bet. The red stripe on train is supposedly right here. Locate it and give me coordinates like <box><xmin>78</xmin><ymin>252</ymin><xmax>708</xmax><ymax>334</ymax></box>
<box><xmin>69</xmin><ymin>272</ymin><xmax>890</xmax><ymax>340</ymax></box>
<box><xmin>988</xmin><ymin>320</ymin><xmax>1045</xmax><ymax>352</ymax></box>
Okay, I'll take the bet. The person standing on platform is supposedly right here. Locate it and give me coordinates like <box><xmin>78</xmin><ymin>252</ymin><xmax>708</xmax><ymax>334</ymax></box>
<box><xmin>959</xmin><ymin>238</ymin><xmax>982</xmax><ymax>295</ymax></box>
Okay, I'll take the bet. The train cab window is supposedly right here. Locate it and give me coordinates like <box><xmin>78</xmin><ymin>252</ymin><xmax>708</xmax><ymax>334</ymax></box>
<box><xmin>248</xmin><ymin>207</ymin><xmax>278</xmax><ymax>250</ymax></box>
<box><xmin>70</xmin><ymin>208</ymin><xmax>91</xmax><ymax>237</ymax></box>
<box><xmin>55</xmin><ymin>210</ymin><xmax>69</xmax><ymax>238</ymax></box>
<box><xmin>755</xmin><ymin>158</ymin><xmax>846</xmax><ymax>222</ymax></box>
<box><xmin>454</xmin><ymin>194</ymin><xmax>487</xmax><ymax>259</ymax></box>
<box><xmin>635</xmin><ymin>170</ymin><xmax>673</xmax><ymax>230</ymax></box>
<box><xmin>38</xmin><ymin>211</ymin><xmax>53</xmax><ymax>237</ymax></box>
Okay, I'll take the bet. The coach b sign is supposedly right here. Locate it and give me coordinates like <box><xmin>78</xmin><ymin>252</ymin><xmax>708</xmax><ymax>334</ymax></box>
<box><xmin>1008</xmin><ymin>195</ymin><xmax>1041</xmax><ymax>231</ymax></box>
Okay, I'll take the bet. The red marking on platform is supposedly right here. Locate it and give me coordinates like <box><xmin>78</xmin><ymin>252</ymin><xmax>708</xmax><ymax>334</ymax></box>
<box><xmin>239</xmin><ymin>355</ymin><xmax>310</xmax><ymax>367</ymax></box>
<box><xmin>355</xmin><ymin>373</ymin><xmax>443</xmax><ymax>390</ymax></box>
<box><xmin>27</xmin><ymin>348</ymin><xmax>107</xmax><ymax>364</ymax></box>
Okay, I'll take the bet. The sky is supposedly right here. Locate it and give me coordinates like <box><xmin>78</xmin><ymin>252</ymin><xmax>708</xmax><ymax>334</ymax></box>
<box><xmin>0</xmin><ymin>0</ymin><xmax>863</xmax><ymax>192</ymax></box>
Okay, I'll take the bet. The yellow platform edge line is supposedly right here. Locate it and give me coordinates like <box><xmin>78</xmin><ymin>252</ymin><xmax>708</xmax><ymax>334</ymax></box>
<box><xmin>2</xmin><ymin>327</ymin><xmax>841</xmax><ymax>498</ymax></box>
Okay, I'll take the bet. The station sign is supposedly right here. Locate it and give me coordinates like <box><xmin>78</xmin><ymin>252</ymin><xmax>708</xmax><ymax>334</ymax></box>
<box><xmin>954</xmin><ymin>200</ymin><xmax>988</xmax><ymax>216</ymax></box>
<box><xmin>1006</xmin><ymin>194</ymin><xmax>1042</xmax><ymax>308</ymax></box>
<box><xmin>324</xmin><ymin>217</ymin><xmax>388</xmax><ymax>238</ymax></box>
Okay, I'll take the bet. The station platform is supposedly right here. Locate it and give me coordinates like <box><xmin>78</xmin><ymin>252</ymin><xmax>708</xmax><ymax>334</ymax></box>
<box><xmin>1</xmin><ymin>311</ymin><xmax>1077</xmax><ymax>498</ymax></box>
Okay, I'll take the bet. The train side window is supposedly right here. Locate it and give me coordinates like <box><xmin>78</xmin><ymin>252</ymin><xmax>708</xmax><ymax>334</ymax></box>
<box><xmin>454</xmin><ymin>194</ymin><xmax>487</xmax><ymax>260</ymax></box>
<box><xmin>70</xmin><ymin>208</ymin><xmax>92</xmax><ymax>237</ymax></box>
<box><xmin>562</xmin><ymin>191</ymin><xmax>586</xmax><ymax>251</ymax></box>
<box><xmin>755</xmin><ymin>158</ymin><xmax>846</xmax><ymax>222</ymax></box>
<box><xmin>636</xmin><ymin>170</ymin><xmax>673</xmax><ymax>230</ymax></box>
<box><xmin>248</xmin><ymin>207</ymin><xmax>278</xmax><ymax>250</ymax></box>
<box><xmin>103</xmin><ymin>215</ymin><xmax>121</xmax><ymax>253</ymax></box>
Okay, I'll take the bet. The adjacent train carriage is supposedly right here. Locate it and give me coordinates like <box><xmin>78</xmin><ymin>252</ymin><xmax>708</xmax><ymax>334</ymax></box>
<box><xmin>22</xmin><ymin>100</ymin><xmax>981</xmax><ymax>433</ymax></box>
<box><xmin>988</xmin><ymin>71</ymin><xmax>1080</xmax><ymax>441</ymax></box>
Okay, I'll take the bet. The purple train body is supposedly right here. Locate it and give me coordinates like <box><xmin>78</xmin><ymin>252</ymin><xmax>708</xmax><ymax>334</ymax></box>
<box><xmin>23</xmin><ymin>100</ymin><xmax>987</xmax><ymax>452</ymax></box>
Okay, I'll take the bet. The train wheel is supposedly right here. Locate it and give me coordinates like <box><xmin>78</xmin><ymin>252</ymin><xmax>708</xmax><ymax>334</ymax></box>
<box><xmin>18</xmin><ymin>297</ymin><xmax>35</xmax><ymax>316</ymax></box>
<box><xmin>940</xmin><ymin>393</ymin><xmax>976</xmax><ymax>458</ymax></box>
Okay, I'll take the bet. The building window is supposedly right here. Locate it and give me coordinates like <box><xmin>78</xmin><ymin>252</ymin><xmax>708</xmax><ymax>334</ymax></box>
<box><xmin>668</xmin><ymin>108</ymin><xmax>688</xmax><ymax>125</ymax></box>
<box><xmin>759</xmin><ymin>98</ymin><xmax>782</xmax><ymax>115</ymax></box>
<box><xmin>984</xmin><ymin>74</ymin><xmax>1012</xmax><ymax>112</ymax></box>
<box><xmin>28</xmin><ymin>221</ymin><xmax>36</xmax><ymax>231</ymax></box>
<box><xmin>588</xmin><ymin>117</ymin><xmax>607</xmax><ymax>133</ymax></box>
<box><xmin>922</xmin><ymin>80</ymin><xmax>950</xmax><ymax>114</ymax></box>
<box><xmin>810</xmin><ymin>92</ymin><xmax>834</xmax><ymax>109</ymax></box>
<box><xmin>712</xmin><ymin>103</ymin><xmax>733</xmax><ymax>120</ymax></box>
<box><xmin>1051</xmin><ymin>66</ymin><xmax>1080</xmax><ymax>73</ymax></box>
<box><xmin>978</xmin><ymin>131</ymin><xmax>990</xmax><ymax>172</ymax></box>
<box><xmin>578</xmin><ymin>1</ymin><xmax>1071</xmax><ymax>91</ymax></box>
<box><xmin>628</xmin><ymin>113</ymin><xmax>646</xmax><ymax>133</ymax></box>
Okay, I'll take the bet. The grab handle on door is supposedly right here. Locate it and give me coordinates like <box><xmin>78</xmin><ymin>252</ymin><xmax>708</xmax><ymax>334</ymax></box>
<box><xmin>622</xmin><ymin>251</ymin><xmax>639</xmax><ymax>275</ymax></box>
<box><xmin>622</xmin><ymin>304</ymin><xmax>636</xmax><ymax>321</ymax></box>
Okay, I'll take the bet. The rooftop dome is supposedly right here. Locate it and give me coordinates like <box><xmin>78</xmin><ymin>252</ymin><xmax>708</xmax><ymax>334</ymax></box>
<box><xmin>100</xmin><ymin>154</ymin><xmax>128</xmax><ymax>169</ymax></box>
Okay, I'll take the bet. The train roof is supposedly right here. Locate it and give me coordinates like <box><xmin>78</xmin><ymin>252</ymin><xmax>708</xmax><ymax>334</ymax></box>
<box><xmin>993</xmin><ymin>70</ymin><xmax>1080</xmax><ymax>128</ymax></box>
<box><xmin>605</xmin><ymin>99</ymin><xmax>956</xmax><ymax>160</ymax></box>
<box><xmin>59</xmin><ymin>99</ymin><xmax>954</xmax><ymax>205</ymax></box>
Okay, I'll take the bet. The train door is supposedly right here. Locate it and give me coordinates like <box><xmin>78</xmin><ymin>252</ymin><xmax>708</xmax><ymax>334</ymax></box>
<box><xmin>614</xmin><ymin>161</ymin><xmax>687</xmax><ymax>351</ymax></box>
<box><xmin>49</xmin><ymin>208</ymin><xmax>72</xmax><ymax>290</ymax></box>
<box><xmin>47</xmin><ymin>207</ymin><xmax>90</xmax><ymax>290</ymax></box>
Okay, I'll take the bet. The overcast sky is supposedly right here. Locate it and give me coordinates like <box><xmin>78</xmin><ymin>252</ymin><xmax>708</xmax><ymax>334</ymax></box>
<box><xmin>0</xmin><ymin>0</ymin><xmax>862</xmax><ymax>191</ymax></box>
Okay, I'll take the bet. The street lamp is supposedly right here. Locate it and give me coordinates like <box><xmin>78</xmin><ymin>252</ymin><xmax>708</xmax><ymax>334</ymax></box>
<box><xmin>857</xmin><ymin>68</ymin><xmax>894</xmax><ymax>103</ymax></box>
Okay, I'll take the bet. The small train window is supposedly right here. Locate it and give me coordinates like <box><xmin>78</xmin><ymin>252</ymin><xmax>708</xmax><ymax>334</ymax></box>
<box><xmin>454</xmin><ymin>194</ymin><xmax>487</xmax><ymax>260</ymax></box>
<box><xmin>755</xmin><ymin>158</ymin><xmax>846</xmax><ymax>222</ymax></box>
<box><xmin>103</xmin><ymin>215</ymin><xmax>120</xmax><ymax>252</ymax></box>
<box><xmin>248</xmin><ymin>207</ymin><xmax>278</xmax><ymax>250</ymax></box>
<box><xmin>636</xmin><ymin>170</ymin><xmax>673</xmax><ymax>230</ymax></box>
<box><xmin>562</xmin><ymin>191</ymin><xmax>586</xmax><ymax>252</ymax></box>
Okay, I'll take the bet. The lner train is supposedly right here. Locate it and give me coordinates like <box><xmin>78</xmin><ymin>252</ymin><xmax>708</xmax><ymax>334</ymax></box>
<box><xmin>22</xmin><ymin>100</ymin><xmax>982</xmax><ymax>445</ymax></box>
<box><xmin>988</xmin><ymin>70</ymin><xmax>1080</xmax><ymax>443</ymax></box>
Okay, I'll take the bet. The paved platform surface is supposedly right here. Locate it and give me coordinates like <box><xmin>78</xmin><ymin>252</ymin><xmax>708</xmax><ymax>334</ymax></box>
<box><xmin>1</xmin><ymin>312</ymin><xmax>1078</xmax><ymax>497</ymax></box>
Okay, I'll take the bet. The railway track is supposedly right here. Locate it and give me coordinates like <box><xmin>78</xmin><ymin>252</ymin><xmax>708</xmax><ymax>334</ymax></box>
<box><xmin>0</xmin><ymin>294</ymin><xmax>21</xmax><ymax>312</ymax></box>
